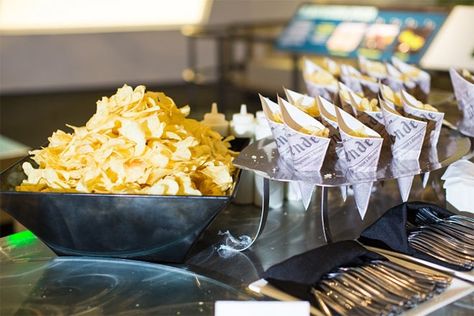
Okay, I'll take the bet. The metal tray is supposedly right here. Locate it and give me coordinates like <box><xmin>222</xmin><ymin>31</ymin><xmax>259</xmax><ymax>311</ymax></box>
<box><xmin>234</xmin><ymin>129</ymin><xmax>471</xmax><ymax>186</ymax></box>
<box><xmin>0</xmin><ymin>138</ymin><xmax>249</xmax><ymax>263</ymax></box>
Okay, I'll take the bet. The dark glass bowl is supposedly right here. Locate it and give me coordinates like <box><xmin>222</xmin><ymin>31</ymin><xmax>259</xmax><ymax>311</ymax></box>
<box><xmin>0</xmin><ymin>139</ymin><xmax>248</xmax><ymax>263</ymax></box>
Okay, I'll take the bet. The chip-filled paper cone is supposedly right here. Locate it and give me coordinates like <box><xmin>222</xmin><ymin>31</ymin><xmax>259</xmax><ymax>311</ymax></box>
<box><xmin>335</xmin><ymin>107</ymin><xmax>383</xmax><ymax>219</ymax></box>
<box><xmin>341</xmin><ymin>64</ymin><xmax>379</xmax><ymax>99</ymax></box>
<box><xmin>335</xmin><ymin>107</ymin><xmax>383</xmax><ymax>172</ymax></box>
<box><xmin>352</xmin><ymin>182</ymin><xmax>373</xmax><ymax>219</ymax></box>
<box><xmin>323</xmin><ymin>57</ymin><xmax>340</xmax><ymax>78</ymax></box>
<box><xmin>317</xmin><ymin>96</ymin><xmax>340</xmax><ymax>129</ymax></box>
<box><xmin>379</xmin><ymin>83</ymin><xmax>404</xmax><ymax>113</ymax></box>
<box><xmin>399</xmin><ymin>176</ymin><xmax>414</xmax><ymax>202</ymax></box>
<box><xmin>338</xmin><ymin>82</ymin><xmax>359</xmax><ymax>114</ymax></box>
<box><xmin>303</xmin><ymin>58</ymin><xmax>338</xmax><ymax>101</ymax></box>
<box><xmin>401</xmin><ymin>90</ymin><xmax>444</xmax><ymax>147</ymax></box>
<box><xmin>358</xmin><ymin>56</ymin><xmax>387</xmax><ymax>80</ymax></box>
<box><xmin>284</xmin><ymin>87</ymin><xmax>320</xmax><ymax>118</ymax></box>
<box><xmin>392</xmin><ymin>57</ymin><xmax>430</xmax><ymax>102</ymax></box>
<box><xmin>347</xmin><ymin>90</ymin><xmax>385</xmax><ymax>126</ymax></box>
<box><xmin>380</xmin><ymin>100</ymin><xmax>427</xmax><ymax>160</ymax></box>
<box><xmin>259</xmin><ymin>94</ymin><xmax>292</xmax><ymax>162</ymax></box>
<box><xmin>391</xmin><ymin>158</ymin><xmax>421</xmax><ymax>202</ymax></box>
<box><xmin>340</xmin><ymin>64</ymin><xmax>363</xmax><ymax>94</ymax></box>
<box><xmin>298</xmin><ymin>181</ymin><xmax>316</xmax><ymax>210</ymax></box>
<box><xmin>278</xmin><ymin>97</ymin><xmax>330</xmax><ymax>172</ymax></box>
<box><xmin>381</xmin><ymin>100</ymin><xmax>427</xmax><ymax>202</ymax></box>
<box><xmin>449</xmin><ymin>67</ymin><xmax>474</xmax><ymax>136</ymax></box>
<box><xmin>384</xmin><ymin>63</ymin><xmax>416</xmax><ymax>93</ymax></box>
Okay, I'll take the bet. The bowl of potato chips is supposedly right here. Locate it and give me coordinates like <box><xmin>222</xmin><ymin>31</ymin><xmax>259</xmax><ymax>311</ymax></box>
<box><xmin>0</xmin><ymin>85</ymin><xmax>246</xmax><ymax>263</ymax></box>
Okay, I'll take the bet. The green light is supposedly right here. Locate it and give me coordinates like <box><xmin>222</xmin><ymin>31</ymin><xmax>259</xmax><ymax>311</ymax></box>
<box><xmin>5</xmin><ymin>230</ymin><xmax>37</xmax><ymax>248</ymax></box>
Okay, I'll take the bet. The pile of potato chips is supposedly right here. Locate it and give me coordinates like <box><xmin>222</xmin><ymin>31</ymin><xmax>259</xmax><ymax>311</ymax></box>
<box><xmin>17</xmin><ymin>85</ymin><xmax>237</xmax><ymax>195</ymax></box>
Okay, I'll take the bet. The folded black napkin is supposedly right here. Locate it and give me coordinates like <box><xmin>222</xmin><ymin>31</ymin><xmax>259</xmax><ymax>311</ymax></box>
<box><xmin>262</xmin><ymin>240</ymin><xmax>385</xmax><ymax>305</ymax></box>
<box><xmin>359</xmin><ymin>201</ymin><xmax>468</xmax><ymax>271</ymax></box>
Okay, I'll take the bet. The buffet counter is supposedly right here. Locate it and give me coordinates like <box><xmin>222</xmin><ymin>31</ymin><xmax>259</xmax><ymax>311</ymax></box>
<box><xmin>1</xmin><ymin>169</ymin><xmax>472</xmax><ymax>315</ymax></box>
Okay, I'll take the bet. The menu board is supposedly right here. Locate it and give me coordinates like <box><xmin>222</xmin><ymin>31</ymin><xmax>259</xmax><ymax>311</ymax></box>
<box><xmin>276</xmin><ymin>4</ymin><xmax>447</xmax><ymax>64</ymax></box>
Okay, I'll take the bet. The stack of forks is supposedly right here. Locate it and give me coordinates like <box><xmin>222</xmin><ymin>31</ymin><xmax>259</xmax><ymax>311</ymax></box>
<box><xmin>311</xmin><ymin>260</ymin><xmax>451</xmax><ymax>316</ymax></box>
<box><xmin>408</xmin><ymin>208</ymin><xmax>474</xmax><ymax>269</ymax></box>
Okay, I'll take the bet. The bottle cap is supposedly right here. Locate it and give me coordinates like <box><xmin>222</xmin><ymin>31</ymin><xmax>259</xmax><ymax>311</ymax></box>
<box><xmin>203</xmin><ymin>103</ymin><xmax>227</xmax><ymax>124</ymax></box>
<box><xmin>202</xmin><ymin>103</ymin><xmax>229</xmax><ymax>136</ymax></box>
<box><xmin>232</xmin><ymin>104</ymin><xmax>254</xmax><ymax>125</ymax></box>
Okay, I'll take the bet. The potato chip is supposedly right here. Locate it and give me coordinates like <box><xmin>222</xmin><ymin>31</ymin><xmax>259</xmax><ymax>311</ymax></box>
<box><xmin>18</xmin><ymin>85</ymin><xmax>236</xmax><ymax>196</ymax></box>
<box><xmin>357</xmin><ymin>98</ymin><xmax>379</xmax><ymax>112</ymax></box>
<box><xmin>299</xmin><ymin>126</ymin><xmax>330</xmax><ymax>138</ymax></box>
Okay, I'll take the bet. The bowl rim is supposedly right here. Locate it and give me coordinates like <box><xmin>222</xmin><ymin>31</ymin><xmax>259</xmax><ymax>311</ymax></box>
<box><xmin>0</xmin><ymin>155</ymin><xmax>241</xmax><ymax>200</ymax></box>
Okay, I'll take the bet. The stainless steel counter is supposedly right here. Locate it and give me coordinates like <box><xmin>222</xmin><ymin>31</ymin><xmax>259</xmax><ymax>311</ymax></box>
<box><xmin>1</xmin><ymin>173</ymin><xmax>473</xmax><ymax>315</ymax></box>
<box><xmin>1</xmin><ymin>99</ymin><xmax>473</xmax><ymax>315</ymax></box>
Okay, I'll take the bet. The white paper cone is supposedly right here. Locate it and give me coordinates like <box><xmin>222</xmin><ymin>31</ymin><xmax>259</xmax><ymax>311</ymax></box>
<box><xmin>304</xmin><ymin>80</ymin><xmax>337</xmax><ymax>101</ymax></box>
<box><xmin>283</xmin><ymin>87</ymin><xmax>320</xmax><ymax>118</ymax></box>
<box><xmin>338</xmin><ymin>82</ymin><xmax>358</xmax><ymax>114</ymax></box>
<box><xmin>303</xmin><ymin>59</ymin><xmax>338</xmax><ymax>100</ymax></box>
<box><xmin>352</xmin><ymin>182</ymin><xmax>373</xmax><ymax>219</ymax></box>
<box><xmin>279</xmin><ymin>97</ymin><xmax>330</xmax><ymax>171</ymax></box>
<box><xmin>449</xmin><ymin>67</ymin><xmax>474</xmax><ymax>112</ymax></box>
<box><xmin>380</xmin><ymin>100</ymin><xmax>427</xmax><ymax>160</ymax></box>
<box><xmin>392</xmin><ymin>57</ymin><xmax>430</xmax><ymax>96</ymax></box>
<box><xmin>341</xmin><ymin>65</ymin><xmax>364</xmax><ymax>94</ymax></box>
<box><xmin>323</xmin><ymin>57</ymin><xmax>340</xmax><ymax>77</ymax></box>
<box><xmin>398</xmin><ymin>175</ymin><xmax>414</xmax><ymax>202</ymax></box>
<box><xmin>335</xmin><ymin>107</ymin><xmax>383</xmax><ymax>172</ymax></box>
<box><xmin>385</xmin><ymin>63</ymin><xmax>416</xmax><ymax>92</ymax></box>
<box><xmin>391</xmin><ymin>158</ymin><xmax>420</xmax><ymax>201</ymax></box>
<box><xmin>401</xmin><ymin>90</ymin><xmax>444</xmax><ymax>147</ymax></box>
<box><xmin>298</xmin><ymin>181</ymin><xmax>316</xmax><ymax>210</ymax></box>
<box><xmin>317</xmin><ymin>96</ymin><xmax>339</xmax><ymax>129</ymax></box>
<box><xmin>346</xmin><ymin>90</ymin><xmax>385</xmax><ymax>126</ymax></box>
<box><xmin>259</xmin><ymin>94</ymin><xmax>292</xmax><ymax>162</ymax></box>
<box><xmin>358</xmin><ymin>55</ymin><xmax>387</xmax><ymax>80</ymax></box>
<box><xmin>449</xmin><ymin>68</ymin><xmax>474</xmax><ymax>136</ymax></box>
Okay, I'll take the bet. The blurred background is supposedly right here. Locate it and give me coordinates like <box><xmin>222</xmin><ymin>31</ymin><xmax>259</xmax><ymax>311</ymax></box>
<box><xmin>1</xmin><ymin>0</ymin><xmax>473</xmax><ymax>234</ymax></box>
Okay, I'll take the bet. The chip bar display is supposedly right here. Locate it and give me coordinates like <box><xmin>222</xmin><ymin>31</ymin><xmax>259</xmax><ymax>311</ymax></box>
<box><xmin>17</xmin><ymin>85</ymin><xmax>236</xmax><ymax>195</ymax></box>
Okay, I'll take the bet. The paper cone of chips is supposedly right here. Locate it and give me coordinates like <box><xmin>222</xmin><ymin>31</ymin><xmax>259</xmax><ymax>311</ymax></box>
<box><xmin>392</xmin><ymin>57</ymin><xmax>430</xmax><ymax>103</ymax></box>
<box><xmin>347</xmin><ymin>91</ymin><xmax>384</xmax><ymax>125</ymax></box>
<box><xmin>352</xmin><ymin>182</ymin><xmax>373</xmax><ymax>219</ymax></box>
<box><xmin>358</xmin><ymin>56</ymin><xmax>387</xmax><ymax>80</ymax></box>
<box><xmin>315</xmin><ymin>96</ymin><xmax>347</xmax><ymax>162</ymax></box>
<box><xmin>278</xmin><ymin>97</ymin><xmax>330</xmax><ymax>172</ymax></box>
<box><xmin>317</xmin><ymin>96</ymin><xmax>339</xmax><ymax>129</ymax></box>
<box><xmin>449</xmin><ymin>67</ymin><xmax>474</xmax><ymax>136</ymax></box>
<box><xmin>259</xmin><ymin>94</ymin><xmax>292</xmax><ymax>162</ymax></box>
<box><xmin>380</xmin><ymin>99</ymin><xmax>427</xmax><ymax>160</ymax></box>
<box><xmin>379</xmin><ymin>84</ymin><xmax>404</xmax><ymax>112</ymax></box>
<box><xmin>322</xmin><ymin>57</ymin><xmax>341</xmax><ymax>78</ymax></box>
<box><xmin>303</xmin><ymin>58</ymin><xmax>338</xmax><ymax>101</ymax></box>
<box><xmin>384</xmin><ymin>63</ymin><xmax>417</xmax><ymax>93</ymax></box>
<box><xmin>298</xmin><ymin>181</ymin><xmax>316</xmax><ymax>210</ymax></box>
<box><xmin>340</xmin><ymin>64</ymin><xmax>364</xmax><ymax>94</ymax></box>
<box><xmin>401</xmin><ymin>90</ymin><xmax>444</xmax><ymax>147</ymax></box>
<box><xmin>335</xmin><ymin>107</ymin><xmax>383</xmax><ymax>219</ymax></box>
<box><xmin>380</xmin><ymin>100</ymin><xmax>427</xmax><ymax>202</ymax></box>
<box><xmin>342</xmin><ymin>87</ymin><xmax>391</xmax><ymax>145</ymax></box>
<box><xmin>334</xmin><ymin>107</ymin><xmax>383</xmax><ymax>172</ymax></box>
<box><xmin>390</xmin><ymin>158</ymin><xmax>421</xmax><ymax>202</ymax></box>
<box><xmin>284</xmin><ymin>87</ymin><xmax>320</xmax><ymax>118</ymax></box>
<box><xmin>338</xmin><ymin>82</ymin><xmax>361</xmax><ymax>114</ymax></box>
<box><xmin>340</xmin><ymin>64</ymin><xmax>379</xmax><ymax>99</ymax></box>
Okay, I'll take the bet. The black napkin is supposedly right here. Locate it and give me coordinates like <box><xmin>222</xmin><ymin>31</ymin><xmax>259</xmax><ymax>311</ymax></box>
<box><xmin>359</xmin><ymin>201</ymin><xmax>469</xmax><ymax>271</ymax></box>
<box><xmin>262</xmin><ymin>240</ymin><xmax>385</xmax><ymax>305</ymax></box>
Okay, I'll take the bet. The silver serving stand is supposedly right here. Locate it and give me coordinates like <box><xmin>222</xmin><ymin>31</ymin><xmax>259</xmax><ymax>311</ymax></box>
<box><xmin>232</xmin><ymin>128</ymin><xmax>471</xmax><ymax>250</ymax></box>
